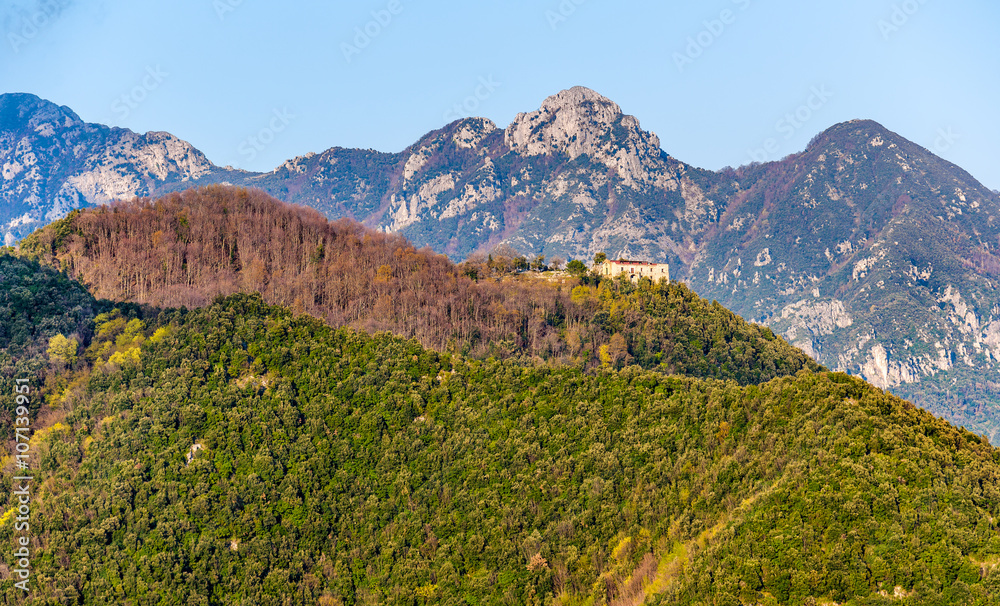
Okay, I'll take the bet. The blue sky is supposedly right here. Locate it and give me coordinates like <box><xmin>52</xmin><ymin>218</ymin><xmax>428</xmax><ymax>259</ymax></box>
<box><xmin>2</xmin><ymin>0</ymin><xmax>998</xmax><ymax>190</ymax></box>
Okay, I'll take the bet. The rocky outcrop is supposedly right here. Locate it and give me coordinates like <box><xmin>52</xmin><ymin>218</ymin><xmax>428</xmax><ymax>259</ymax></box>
<box><xmin>682</xmin><ymin>118</ymin><xmax>1000</xmax><ymax>439</ymax></box>
<box><xmin>771</xmin><ymin>297</ymin><xmax>853</xmax><ymax>360</ymax></box>
<box><xmin>505</xmin><ymin>87</ymin><xmax>677</xmax><ymax>191</ymax></box>
<box><xmin>0</xmin><ymin>94</ymin><xmax>216</xmax><ymax>243</ymax></box>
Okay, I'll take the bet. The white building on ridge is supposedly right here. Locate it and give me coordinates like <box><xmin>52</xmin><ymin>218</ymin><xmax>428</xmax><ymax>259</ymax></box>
<box><xmin>600</xmin><ymin>259</ymin><xmax>670</xmax><ymax>282</ymax></box>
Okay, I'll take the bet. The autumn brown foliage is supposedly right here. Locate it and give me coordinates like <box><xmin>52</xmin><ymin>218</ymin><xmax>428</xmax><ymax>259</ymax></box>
<box><xmin>20</xmin><ymin>186</ymin><xmax>819</xmax><ymax>380</ymax></box>
<box><xmin>20</xmin><ymin>187</ymin><xmax>589</xmax><ymax>359</ymax></box>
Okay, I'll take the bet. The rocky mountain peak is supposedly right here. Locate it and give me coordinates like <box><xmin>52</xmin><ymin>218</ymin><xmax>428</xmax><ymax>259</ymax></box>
<box><xmin>0</xmin><ymin>95</ymin><xmax>220</xmax><ymax>244</ymax></box>
<box><xmin>0</xmin><ymin>93</ymin><xmax>82</xmax><ymax>132</ymax></box>
<box><xmin>539</xmin><ymin>86</ymin><xmax>622</xmax><ymax>118</ymax></box>
<box><xmin>7</xmin><ymin>90</ymin><xmax>1000</xmax><ymax>442</ymax></box>
<box><xmin>450</xmin><ymin>117</ymin><xmax>497</xmax><ymax>150</ymax></box>
<box><xmin>805</xmin><ymin>119</ymin><xmax>911</xmax><ymax>154</ymax></box>
<box><xmin>411</xmin><ymin>117</ymin><xmax>499</xmax><ymax>154</ymax></box>
<box><xmin>803</xmin><ymin>119</ymin><xmax>992</xmax><ymax>193</ymax></box>
<box><xmin>504</xmin><ymin>86</ymin><xmax>670</xmax><ymax>189</ymax></box>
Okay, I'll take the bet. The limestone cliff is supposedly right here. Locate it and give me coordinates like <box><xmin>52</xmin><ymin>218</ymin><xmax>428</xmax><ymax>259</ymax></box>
<box><xmin>0</xmin><ymin>93</ymin><xmax>216</xmax><ymax>244</ymax></box>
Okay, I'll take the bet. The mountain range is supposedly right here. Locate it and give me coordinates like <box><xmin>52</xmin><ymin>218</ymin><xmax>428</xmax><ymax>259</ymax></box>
<box><xmin>3</xmin><ymin>88</ymin><xmax>1000</xmax><ymax>440</ymax></box>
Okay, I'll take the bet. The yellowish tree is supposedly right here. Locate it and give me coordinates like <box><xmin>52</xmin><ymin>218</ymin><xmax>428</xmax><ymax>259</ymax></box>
<box><xmin>47</xmin><ymin>334</ymin><xmax>79</xmax><ymax>366</ymax></box>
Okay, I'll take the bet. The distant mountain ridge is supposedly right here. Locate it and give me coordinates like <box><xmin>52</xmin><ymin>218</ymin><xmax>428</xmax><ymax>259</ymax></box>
<box><xmin>0</xmin><ymin>88</ymin><xmax>715</xmax><ymax>260</ymax></box>
<box><xmin>5</xmin><ymin>89</ymin><xmax>1000</xmax><ymax>440</ymax></box>
<box><xmin>0</xmin><ymin>93</ymin><xmax>217</xmax><ymax>244</ymax></box>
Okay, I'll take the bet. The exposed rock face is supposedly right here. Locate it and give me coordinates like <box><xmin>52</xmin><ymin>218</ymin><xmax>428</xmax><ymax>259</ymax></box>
<box><xmin>683</xmin><ymin>120</ymin><xmax>1000</xmax><ymax>440</ymax></box>
<box><xmin>504</xmin><ymin>87</ymin><xmax>675</xmax><ymax>191</ymax></box>
<box><xmin>0</xmin><ymin>93</ymin><xmax>216</xmax><ymax>243</ymax></box>
<box><xmin>66</xmin><ymin>131</ymin><xmax>212</xmax><ymax>203</ymax></box>
<box><xmin>7</xmin><ymin>89</ymin><xmax>1000</xmax><ymax>441</ymax></box>
<box><xmin>771</xmin><ymin>298</ymin><xmax>853</xmax><ymax>360</ymax></box>
<box><xmin>0</xmin><ymin>88</ymin><xmax>704</xmax><ymax>263</ymax></box>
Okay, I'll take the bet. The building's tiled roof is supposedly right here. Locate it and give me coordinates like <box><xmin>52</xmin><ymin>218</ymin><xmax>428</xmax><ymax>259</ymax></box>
<box><xmin>608</xmin><ymin>259</ymin><xmax>665</xmax><ymax>266</ymax></box>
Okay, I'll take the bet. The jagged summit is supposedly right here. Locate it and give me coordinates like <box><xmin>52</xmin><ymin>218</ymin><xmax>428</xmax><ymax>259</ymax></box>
<box><xmin>539</xmin><ymin>86</ymin><xmax>622</xmax><ymax>115</ymax></box>
<box><xmin>0</xmin><ymin>93</ymin><xmax>217</xmax><ymax>244</ymax></box>
<box><xmin>7</xmin><ymin>90</ymin><xmax>1000</xmax><ymax>439</ymax></box>
<box><xmin>805</xmin><ymin>118</ymin><xmax>902</xmax><ymax>149</ymax></box>
<box><xmin>0</xmin><ymin>92</ymin><xmax>82</xmax><ymax>130</ymax></box>
<box><xmin>410</xmin><ymin>116</ymin><xmax>499</xmax><ymax>153</ymax></box>
<box><xmin>504</xmin><ymin>86</ymin><xmax>671</xmax><ymax>189</ymax></box>
<box><xmin>505</xmin><ymin>86</ymin><xmax>641</xmax><ymax>155</ymax></box>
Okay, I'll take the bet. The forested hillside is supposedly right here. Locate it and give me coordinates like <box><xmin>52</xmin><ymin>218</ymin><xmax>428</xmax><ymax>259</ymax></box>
<box><xmin>4</xmin><ymin>185</ymin><xmax>1000</xmax><ymax>604</ymax></box>
<box><xmin>1</xmin><ymin>294</ymin><xmax>998</xmax><ymax>604</ymax></box>
<box><xmin>19</xmin><ymin>185</ymin><xmax>820</xmax><ymax>385</ymax></box>
<box><xmin>0</xmin><ymin>255</ymin><xmax>109</xmax><ymax>439</ymax></box>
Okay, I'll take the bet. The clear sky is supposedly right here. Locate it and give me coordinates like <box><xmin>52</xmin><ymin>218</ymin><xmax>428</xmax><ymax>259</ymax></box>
<box><xmin>2</xmin><ymin>0</ymin><xmax>998</xmax><ymax>190</ymax></box>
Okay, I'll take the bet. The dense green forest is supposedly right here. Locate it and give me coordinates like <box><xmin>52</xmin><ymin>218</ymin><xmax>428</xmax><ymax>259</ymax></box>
<box><xmin>1</xmin><ymin>293</ymin><xmax>999</xmax><ymax>604</ymax></box>
<box><xmin>18</xmin><ymin>186</ymin><xmax>820</xmax><ymax>385</ymax></box>
<box><xmin>0</xmin><ymin>255</ymin><xmax>110</xmax><ymax>440</ymax></box>
<box><xmin>3</xmin><ymin>189</ymin><xmax>1000</xmax><ymax>604</ymax></box>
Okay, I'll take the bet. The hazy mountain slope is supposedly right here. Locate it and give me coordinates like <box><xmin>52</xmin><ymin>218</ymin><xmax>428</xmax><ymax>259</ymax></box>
<box><xmin>18</xmin><ymin>185</ymin><xmax>820</xmax><ymax>385</ymax></box>
<box><xmin>2</xmin><ymin>293</ymin><xmax>998</xmax><ymax>604</ymax></box>
<box><xmin>686</xmin><ymin>120</ymin><xmax>1000</xmax><ymax>440</ymax></box>
<box><xmin>0</xmin><ymin>93</ymin><xmax>224</xmax><ymax>244</ymax></box>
